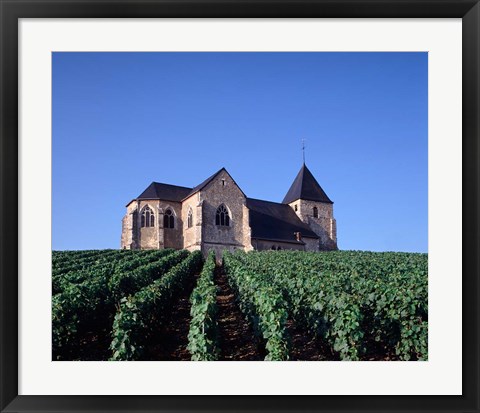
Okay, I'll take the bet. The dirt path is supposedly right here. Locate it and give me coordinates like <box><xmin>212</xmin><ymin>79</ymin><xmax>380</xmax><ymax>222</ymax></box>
<box><xmin>215</xmin><ymin>267</ymin><xmax>265</xmax><ymax>361</ymax></box>
<box><xmin>285</xmin><ymin>319</ymin><xmax>338</xmax><ymax>361</ymax></box>
<box><xmin>142</xmin><ymin>274</ymin><xmax>198</xmax><ymax>361</ymax></box>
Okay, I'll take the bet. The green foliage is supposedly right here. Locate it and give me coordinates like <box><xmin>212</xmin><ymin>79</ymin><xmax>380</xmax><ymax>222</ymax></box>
<box><xmin>108</xmin><ymin>249</ymin><xmax>186</xmax><ymax>302</ymax></box>
<box><xmin>52</xmin><ymin>249</ymin><xmax>121</xmax><ymax>277</ymax></box>
<box><xmin>53</xmin><ymin>248</ymin><xmax>427</xmax><ymax>362</ymax></box>
<box><xmin>110</xmin><ymin>251</ymin><xmax>203</xmax><ymax>360</ymax></box>
<box><xmin>52</xmin><ymin>273</ymin><xmax>111</xmax><ymax>355</ymax></box>
<box><xmin>187</xmin><ymin>251</ymin><xmax>219</xmax><ymax>361</ymax></box>
<box><xmin>52</xmin><ymin>249</ymin><xmax>173</xmax><ymax>295</ymax></box>
<box><xmin>228</xmin><ymin>250</ymin><xmax>428</xmax><ymax>361</ymax></box>
<box><xmin>52</xmin><ymin>249</ymin><xmax>113</xmax><ymax>268</ymax></box>
<box><xmin>110</xmin><ymin>298</ymin><xmax>144</xmax><ymax>361</ymax></box>
<box><xmin>223</xmin><ymin>252</ymin><xmax>290</xmax><ymax>361</ymax></box>
<box><xmin>52</xmin><ymin>249</ymin><xmax>180</xmax><ymax>357</ymax></box>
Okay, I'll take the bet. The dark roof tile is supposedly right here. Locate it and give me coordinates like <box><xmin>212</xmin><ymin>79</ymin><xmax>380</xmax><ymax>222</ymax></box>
<box><xmin>182</xmin><ymin>167</ymin><xmax>247</xmax><ymax>200</ymax></box>
<box><xmin>283</xmin><ymin>164</ymin><xmax>333</xmax><ymax>204</ymax></box>
<box><xmin>182</xmin><ymin>168</ymin><xmax>225</xmax><ymax>200</ymax></box>
<box><xmin>246</xmin><ymin>197</ymin><xmax>318</xmax><ymax>243</ymax></box>
<box><xmin>137</xmin><ymin>182</ymin><xmax>192</xmax><ymax>202</ymax></box>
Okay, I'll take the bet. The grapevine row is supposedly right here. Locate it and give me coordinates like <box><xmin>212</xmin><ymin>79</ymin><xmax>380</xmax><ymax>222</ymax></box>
<box><xmin>52</xmin><ymin>249</ymin><xmax>184</xmax><ymax>356</ymax></box>
<box><xmin>52</xmin><ymin>249</ymin><xmax>122</xmax><ymax>276</ymax></box>
<box><xmin>110</xmin><ymin>250</ymin><xmax>203</xmax><ymax>360</ymax></box>
<box><xmin>223</xmin><ymin>252</ymin><xmax>289</xmax><ymax>361</ymax></box>
<box><xmin>187</xmin><ymin>251</ymin><xmax>219</xmax><ymax>360</ymax></box>
<box><xmin>52</xmin><ymin>249</ymin><xmax>114</xmax><ymax>267</ymax></box>
<box><xmin>52</xmin><ymin>250</ymin><xmax>171</xmax><ymax>295</ymax></box>
<box><xmin>232</xmin><ymin>250</ymin><xmax>427</xmax><ymax>360</ymax></box>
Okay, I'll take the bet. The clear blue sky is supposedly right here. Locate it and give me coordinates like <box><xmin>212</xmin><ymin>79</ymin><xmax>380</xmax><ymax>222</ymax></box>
<box><xmin>52</xmin><ymin>52</ymin><xmax>427</xmax><ymax>253</ymax></box>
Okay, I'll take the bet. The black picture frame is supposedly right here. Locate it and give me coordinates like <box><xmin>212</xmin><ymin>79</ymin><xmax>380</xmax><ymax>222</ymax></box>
<box><xmin>1</xmin><ymin>1</ymin><xmax>478</xmax><ymax>412</ymax></box>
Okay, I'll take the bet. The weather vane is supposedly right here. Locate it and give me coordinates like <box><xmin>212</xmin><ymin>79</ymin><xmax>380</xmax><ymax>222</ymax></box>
<box><xmin>302</xmin><ymin>138</ymin><xmax>306</xmax><ymax>164</ymax></box>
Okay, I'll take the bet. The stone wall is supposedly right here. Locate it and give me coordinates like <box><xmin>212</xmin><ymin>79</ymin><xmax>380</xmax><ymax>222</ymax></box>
<box><xmin>303</xmin><ymin>236</ymin><xmax>320</xmax><ymax>251</ymax></box>
<box><xmin>242</xmin><ymin>204</ymin><xmax>254</xmax><ymax>252</ymax></box>
<box><xmin>121</xmin><ymin>199</ymin><xmax>184</xmax><ymax>250</ymax></box>
<box><xmin>121</xmin><ymin>201</ymin><xmax>138</xmax><ymax>249</ymax></box>
<box><xmin>159</xmin><ymin>201</ymin><xmax>183</xmax><ymax>250</ymax></box>
<box><xmin>289</xmin><ymin>199</ymin><xmax>337</xmax><ymax>250</ymax></box>
<box><xmin>138</xmin><ymin>200</ymin><xmax>160</xmax><ymax>249</ymax></box>
<box><xmin>182</xmin><ymin>193</ymin><xmax>202</xmax><ymax>251</ymax></box>
<box><xmin>121</xmin><ymin>213</ymin><xmax>133</xmax><ymax>249</ymax></box>
<box><xmin>198</xmin><ymin>170</ymin><xmax>252</xmax><ymax>257</ymax></box>
<box><xmin>252</xmin><ymin>238</ymin><xmax>305</xmax><ymax>251</ymax></box>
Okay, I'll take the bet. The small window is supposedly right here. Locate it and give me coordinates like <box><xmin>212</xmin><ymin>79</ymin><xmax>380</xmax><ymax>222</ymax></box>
<box><xmin>313</xmin><ymin>206</ymin><xmax>318</xmax><ymax>218</ymax></box>
<box><xmin>215</xmin><ymin>204</ymin><xmax>230</xmax><ymax>226</ymax></box>
<box><xmin>277</xmin><ymin>246</ymin><xmax>282</xmax><ymax>251</ymax></box>
<box><xmin>271</xmin><ymin>245</ymin><xmax>276</xmax><ymax>250</ymax></box>
<box><xmin>141</xmin><ymin>206</ymin><xmax>155</xmax><ymax>228</ymax></box>
<box><xmin>187</xmin><ymin>209</ymin><xmax>193</xmax><ymax>228</ymax></box>
<box><xmin>221</xmin><ymin>179</ymin><xmax>226</xmax><ymax>187</ymax></box>
<box><xmin>164</xmin><ymin>208</ymin><xmax>174</xmax><ymax>229</ymax></box>
<box><xmin>294</xmin><ymin>204</ymin><xmax>298</xmax><ymax>212</ymax></box>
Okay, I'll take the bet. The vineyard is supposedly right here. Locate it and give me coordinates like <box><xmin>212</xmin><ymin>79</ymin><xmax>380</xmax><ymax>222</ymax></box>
<box><xmin>52</xmin><ymin>249</ymin><xmax>428</xmax><ymax>361</ymax></box>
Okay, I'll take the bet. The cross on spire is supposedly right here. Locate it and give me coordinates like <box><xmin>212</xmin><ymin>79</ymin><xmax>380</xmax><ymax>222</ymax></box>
<box><xmin>301</xmin><ymin>138</ymin><xmax>306</xmax><ymax>164</ymax></box>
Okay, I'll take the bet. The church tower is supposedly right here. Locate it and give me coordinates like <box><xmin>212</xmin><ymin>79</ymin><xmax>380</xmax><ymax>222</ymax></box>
<box><xmin>283</xmin><ymin>164</ymin><xmax>337</xmax><ymax>250</ymax></box>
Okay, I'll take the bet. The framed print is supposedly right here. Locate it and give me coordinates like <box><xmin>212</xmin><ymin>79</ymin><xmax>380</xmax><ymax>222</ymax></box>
<box><xmin>1</xmin><ymin>0</ymin><xmax>479</xmax><ymax>412</ymax></box>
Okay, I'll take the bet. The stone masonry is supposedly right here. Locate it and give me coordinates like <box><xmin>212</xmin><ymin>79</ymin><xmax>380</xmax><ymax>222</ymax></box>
<box><xmin>121</xmin><ymin>165</ymin><xmax>337</xmax><ymax>255</ymax></box>
<box><xmin>288</xmin><ymin>200</ymin><xmax>337</xmax><ymax>250</ymax></box>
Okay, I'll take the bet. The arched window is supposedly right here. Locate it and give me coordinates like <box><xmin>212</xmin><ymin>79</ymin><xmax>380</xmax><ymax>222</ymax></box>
<box><xmin>187</xmin><ymin>209</ymin><xmax>193</xmax><ymax>228</ymax></box>
<box><xmin>313</xmin><ymin>206</ymin><xmax>318</xmax><ymax>218</ymax></box>
<box><xmin>215</xmin><ymin>204</ymin><xmax>230</xmax><ymax>226</ymax></box>
<box><xmin>164</xmin><ymin>208</ymin><xmax>174</xmax><ymax>229</ymax></box>
<box><xmin>141</xmin><ymin>206</ymin><xmax>155</xmax><ymax>228</ymax></box>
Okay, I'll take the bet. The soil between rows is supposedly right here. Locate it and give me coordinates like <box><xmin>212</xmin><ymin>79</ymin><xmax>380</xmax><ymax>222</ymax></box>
<box><xmin>214</xmin><ymin>267</ymin><xmax>265</xmax><ymax>361</ymax></box>
<box><xmin>142</xmin><ymin>273</ymin><xmax>199</xmax><ymax>361</ymax></box>
<box><xmin>285</xmin><ymin>320</ymin><xmax>339</xmax><ymax>361</ymax></box>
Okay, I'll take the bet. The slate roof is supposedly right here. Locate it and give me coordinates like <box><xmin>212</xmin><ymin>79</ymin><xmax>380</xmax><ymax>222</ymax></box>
<box><xmin>134</xmin><ymin>167</ymin><xmax>246</xmax><ymax>204</ymax></box>
<box><xmin>246</xmin><ymin>197</ymin><xmax>319</xmax><ymax>243</ymax></box>
<box><xmin>182</xmin><ymin>167</ymin><xmax>247</xmax><ymax>201</ymax></box>
<box><xmin>137</xmin><ymin>182</ymin><xmax>192</xmax><ymax>202</ymax></box>
<box><xmin>182</xmin><ymin>168</ymin><xmax>225</xmax><ymax>200</ymax></box>
<box><xmin>282</xmin><ymin>163</ymin><xmax>333</xmax><ymax>204</ymax></box>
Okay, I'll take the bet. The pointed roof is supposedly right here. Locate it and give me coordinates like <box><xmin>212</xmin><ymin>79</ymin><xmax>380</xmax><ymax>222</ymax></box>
<box><xmin>182</xmin><ymin>167</ymin><xmax>226</xmax><ymax>200</ymax></box>
<box><xmin>131</xmin><ymin>167</ymin><xmax>248</xmax><ymax>207</ymax></box>
<box><xmin>182</xmin><ymin>167</ymin><xmax>246</xmax><ymax>200</ymax></box>
<box><xmin>282</xmin><ymin>164</ymin><xmax>333</xmax><ymax>204</ymax></box>
<box><xmin>137</xmin><ymin>182</ymin><xmax>192</xmax><ymax>202</ymax></box>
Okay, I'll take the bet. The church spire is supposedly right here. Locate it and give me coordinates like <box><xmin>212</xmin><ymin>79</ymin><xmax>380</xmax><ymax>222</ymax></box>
<box><xmin>282</xmin><ymin>164</ymin><xmax>333</xmax><ymax>204</ymax></box>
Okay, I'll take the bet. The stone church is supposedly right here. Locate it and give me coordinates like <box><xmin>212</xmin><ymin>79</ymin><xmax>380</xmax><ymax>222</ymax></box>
<box><xmin>121</xmin><ymin>164</ymin><xmax>337</xmax><ymax>256</ymax></box>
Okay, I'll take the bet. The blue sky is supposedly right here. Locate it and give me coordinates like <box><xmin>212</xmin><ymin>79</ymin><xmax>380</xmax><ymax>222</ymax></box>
<box><xmin>52</xmin><ymin>52</ymin><xmax>427</xmax><ymax>252</ymax></box>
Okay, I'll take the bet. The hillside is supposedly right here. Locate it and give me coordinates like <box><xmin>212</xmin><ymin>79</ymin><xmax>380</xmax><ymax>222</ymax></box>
<box><xmin>52</xmin><ymin>249</ymin><xmax>428</xmax><ymax>361</ymax></box>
